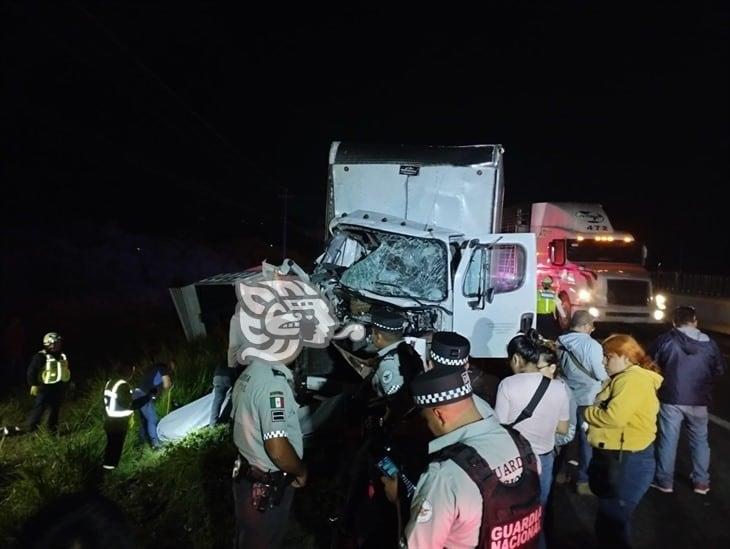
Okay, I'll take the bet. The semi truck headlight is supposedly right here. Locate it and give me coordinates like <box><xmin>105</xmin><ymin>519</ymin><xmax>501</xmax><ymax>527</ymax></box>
<box><xmin>655</xmin><ymin>294</ymin><xmax>667</xmax><ymax>310</ymax></box>
<box><xmin>578</xmin><ymin>289</ymin><xmax>592</xmax><ymax>303</ymax></box>
<box><xmin>588</xmin><ymin>307</ymin><xmax>600</xmax><ymax>318</ymax></box>
<box><xmin>653</xmin><ymin>310</ymin><xmax>665</xmax><ymax>321</ymax></box>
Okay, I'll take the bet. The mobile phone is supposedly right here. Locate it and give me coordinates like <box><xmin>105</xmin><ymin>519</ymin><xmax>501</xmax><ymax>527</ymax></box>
<box><xmin>377</xmin><ymin>456</ymin><xmax>417</xmax><ymax>499</ymax></box>
<box><xmin>376</xmin><ymin>456</ymin><xmax>400</xmax><ymax>478</ymax></box>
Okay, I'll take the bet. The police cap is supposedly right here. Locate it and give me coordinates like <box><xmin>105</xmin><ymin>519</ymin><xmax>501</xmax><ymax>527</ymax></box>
<box><xmin>429</xmin><ymin>331</ymin><xmax>470</xmax><ymax>367</ymax></box>
<box><xmin>370</xmin><ymin>309</ymin><xmax>404</xmax><ymax>333</ymax></box>
<box><xmin>411</xmin><ymin>363</ymin><xmax>473</xmax><ymax>408</ymax></box>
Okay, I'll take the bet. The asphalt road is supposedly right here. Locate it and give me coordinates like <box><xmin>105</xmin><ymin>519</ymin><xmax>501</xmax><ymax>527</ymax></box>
<box><xmin>551</xmin><ymin>323</ymin><xmax>730</xmax><ymax>549</ymax></box>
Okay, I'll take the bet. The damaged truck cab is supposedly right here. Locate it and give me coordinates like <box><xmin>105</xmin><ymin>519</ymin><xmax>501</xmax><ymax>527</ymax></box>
<box><xmin>313</xmin><ymin>142</ymin><xmax>536</xmax><ymax>358</ymax></box>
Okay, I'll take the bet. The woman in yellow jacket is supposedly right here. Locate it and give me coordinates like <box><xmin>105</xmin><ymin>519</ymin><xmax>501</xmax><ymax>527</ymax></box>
<box><xmin>583</xmin><ymin>334</ymin><xmax>663</xmax><ymax>549</ymax></box>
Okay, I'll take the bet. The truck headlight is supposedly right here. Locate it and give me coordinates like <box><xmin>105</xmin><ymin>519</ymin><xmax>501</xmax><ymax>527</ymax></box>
<box><xmin>588</xmin><ymin>307</ymin><xmax>600</xmax><ymax>318</ymax></box>
<box><xmin>655</xmin><ymin>294</ymin><xmax>667</xmax><ymax>310</ymax></box>
<box><xmin>578</xmin><ymin>289</ymin><xmax>592</xmax><ymax>303</ymax></box>
<box><xmin>653</xmin><ymin>310</ymin><xmax>665</xmax><ymax>321</ymax></box>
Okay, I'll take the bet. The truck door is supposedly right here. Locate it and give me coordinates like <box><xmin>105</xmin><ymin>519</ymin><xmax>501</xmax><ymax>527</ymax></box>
<box><xmin>452</xmin><ymin>233</ymin><xmax>537</xmax><ymax>358</ymax></box>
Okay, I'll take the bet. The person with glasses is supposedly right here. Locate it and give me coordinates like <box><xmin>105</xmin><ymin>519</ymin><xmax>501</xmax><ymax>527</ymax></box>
<box><xmin>584</xmin><ymin>334</ymin><xmax>662</xmax><ymax>549</ymax></box>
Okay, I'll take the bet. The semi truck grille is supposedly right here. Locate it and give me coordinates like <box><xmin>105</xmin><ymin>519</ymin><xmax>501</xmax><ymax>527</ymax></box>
<box><xmin>606</xmin><ymin>279</ymin><xmax>650</xmax><ymax>306</ymax></box>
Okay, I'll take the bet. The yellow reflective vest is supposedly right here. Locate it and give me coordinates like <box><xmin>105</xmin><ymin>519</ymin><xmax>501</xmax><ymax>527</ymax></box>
<box><xmin>536</xmin><ymin>289</ymin><xmax>557</xmax><ymax>315</ymax></box>
<box><xmin>39</xmin><ymin>350</ymin><xmax>71</xmax><ymax>384</ymax></box>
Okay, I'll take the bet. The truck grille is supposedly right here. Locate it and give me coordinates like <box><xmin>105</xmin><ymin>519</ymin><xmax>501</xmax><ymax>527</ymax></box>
<box><xmin>606</xmin><ymin>279</ymin><xmax>650</xmax><ymax>306</ymax></box>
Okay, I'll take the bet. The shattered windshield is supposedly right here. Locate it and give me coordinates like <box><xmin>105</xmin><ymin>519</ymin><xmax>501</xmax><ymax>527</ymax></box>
<box><xmin>339</xmin><ymin>230</ymin><xmax>447</xmax><ymax>302</ymax></box>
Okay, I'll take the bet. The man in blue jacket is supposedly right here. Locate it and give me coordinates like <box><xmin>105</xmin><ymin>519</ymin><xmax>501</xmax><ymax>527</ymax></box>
<box><xmin>649</xmin><ymin>306</ymin><xmax>726</xmax><ymax>495</ymax></box>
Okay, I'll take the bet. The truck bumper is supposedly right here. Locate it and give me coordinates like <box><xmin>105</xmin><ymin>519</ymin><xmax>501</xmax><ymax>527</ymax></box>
<box><xmin>575</xmin><ymin>307</ymin><xmax>667</xmax><ymax>324</ymax></box>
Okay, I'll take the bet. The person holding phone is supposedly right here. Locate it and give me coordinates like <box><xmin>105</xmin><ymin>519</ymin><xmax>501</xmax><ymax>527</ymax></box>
<box><xmin>382</xmin><ymin>363</ymin><xmax>542</xmax><ymax>548</ymax></box>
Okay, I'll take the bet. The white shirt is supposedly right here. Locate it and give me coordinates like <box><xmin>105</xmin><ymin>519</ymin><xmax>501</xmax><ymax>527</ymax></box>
<box><xmin>495</xmin><ymin>373</ymin><xmax>570</xmax><ymax>455</ymax></box>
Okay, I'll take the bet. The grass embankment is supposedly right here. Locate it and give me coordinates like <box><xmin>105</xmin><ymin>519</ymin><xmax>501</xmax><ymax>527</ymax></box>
<box><xmin>0</xmin><ymin>337</ymin><xmax>250</xmax><ymax>548</ymax></box>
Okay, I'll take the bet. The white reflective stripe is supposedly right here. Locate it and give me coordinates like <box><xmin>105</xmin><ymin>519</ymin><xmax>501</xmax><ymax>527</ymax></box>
<box><xmin>102</xmin><ymin>465</ymin><xmax>115</xmax><ymax>470</ymax></box>
<box><xmin>107</xmin><ymin>409</ymin><xmax>133</xmax><ymax>418</ymax></box>
<box><xmin>110</xmin><ymin>379</ymin><xmax>126</xmax><ymax>393</ymax></box>
<box><xmin>263</xmin><ymin>430</ymin><xmax>288</xmax><ymax>440</ymax></box>
<box><xmin>105</xmin><ymin>379</ymin><xmax>132</xmax><ymax>417</ymax></box>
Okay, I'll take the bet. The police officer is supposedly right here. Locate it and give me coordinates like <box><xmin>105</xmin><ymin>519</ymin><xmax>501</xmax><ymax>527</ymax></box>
<box><xmin>230</xmin><ymin>356</ymin><xmax>306</xmax><ymax>549</ymax></box>
<box><xmin>536</xmin><ymin>276</ymin><xmax>565</xmax><ymax>341</ymax></box>
<box><xmin>370</xmin><ymin>309</ymin><xmax>406</xmax><ymax>398</ymax></box>
<box><xmin>382</xmin><ymin>361</ymin><xmax>542</xmax><ymax>548</ymax></box>
<box><xmin>428</xmin><ymin>331</ymin><xmax>497</xmax><ymax>417</ymax></box>
<box><xmin>102</xmin><ymin>378</ymin><xmax>134</xmax><ymax>470</ymax></box>
<box><xmin>25</xmin><ymin>332</ymin><xmax>71</xmax><ymax>433</ymax></box>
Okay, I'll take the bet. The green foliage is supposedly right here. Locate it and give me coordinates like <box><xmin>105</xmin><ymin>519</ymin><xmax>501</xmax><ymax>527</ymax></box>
<box><xmin>0</xmin><ymin>334</ymin><xmax>267</xmax><ymax>549</ymax></box>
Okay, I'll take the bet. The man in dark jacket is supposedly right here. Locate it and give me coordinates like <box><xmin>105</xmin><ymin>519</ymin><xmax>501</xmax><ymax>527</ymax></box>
<box><xmin>132</xmin><ymin>361</ymin><xmax>174</xmax><ymax>448</ymax></box>
<box><xmin>25</xmin><ymin>332</ymin><xmax>71</xmax><ymax>433</ymax></box>
<box><xmin>649</xmin><ymin>306</ymin><xmax>726</xmax><ymax>495</ymax></box>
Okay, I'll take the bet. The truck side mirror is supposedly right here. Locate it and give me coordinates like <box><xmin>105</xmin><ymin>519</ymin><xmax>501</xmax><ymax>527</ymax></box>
<box><xmin>642</xmin><ymin>245</ymin><xmax>648</xmax><ymax>266</ymax></box>
<box><xmin>549</xmin><ymin>240</ymin><xmax>566</xmax><ymax>266</ymax></box>
<box><xmin>485</xmin><ymin>287</ymin><xmax>496</xmax><ymax>304</ymax></box>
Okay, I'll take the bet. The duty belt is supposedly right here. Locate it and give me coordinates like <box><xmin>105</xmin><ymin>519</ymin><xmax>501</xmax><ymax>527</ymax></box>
<box><xmin>237</xmin><ymin>454</ymin><xmax>285</xmax><ymax>483</ymax></box>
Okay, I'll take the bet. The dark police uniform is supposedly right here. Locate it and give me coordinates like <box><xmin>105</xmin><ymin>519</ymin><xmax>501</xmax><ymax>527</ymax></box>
<box><xmin>102</xmin><ymin>379</ymin><xmax>133</xmax><ymax>470</ymax></box>
<box><xmin>406</xmin><ymin>360</ymin><xmax>541</xmax><ymax>548</ymax></box>
<box><xmin>231</xmin><ymin>358</ymin><xmax>303</xmax><ymax>549</ymax></box>
<box><xmin>26</xmin><ymin>333</ymin><xmax>70</xmax><ymax>433</ymax></box>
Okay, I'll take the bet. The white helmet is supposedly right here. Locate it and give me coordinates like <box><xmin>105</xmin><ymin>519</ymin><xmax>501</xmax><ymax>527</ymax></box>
<box><xmin>43</xmin><ymin>332</ymin><xmax>62</xmax><ymax>347</ymax></box>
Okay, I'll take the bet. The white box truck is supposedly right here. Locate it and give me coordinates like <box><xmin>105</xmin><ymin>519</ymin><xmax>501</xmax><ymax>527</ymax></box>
<box><xmin>171</xmin><ymin>143</ymin><xmax>538</xmax><ymax>359</ymax></box>
<box><xmin>313</xmin><ymin>142</ymin><xmax>537</xmax><ymax>358</ymax></box>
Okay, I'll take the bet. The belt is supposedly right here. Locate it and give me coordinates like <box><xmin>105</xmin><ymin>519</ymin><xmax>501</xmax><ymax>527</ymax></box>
<box><xmin>238</xmin><ymin>454</ymin><xmax>283</xmax><ymax>483</ymax></box>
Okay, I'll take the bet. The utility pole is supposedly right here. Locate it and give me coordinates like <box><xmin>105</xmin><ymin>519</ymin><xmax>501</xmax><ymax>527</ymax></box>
<box><xmin>278</xmin><ymin>187</ymin><xmax>294</xmax><ymax>260</ymax></box>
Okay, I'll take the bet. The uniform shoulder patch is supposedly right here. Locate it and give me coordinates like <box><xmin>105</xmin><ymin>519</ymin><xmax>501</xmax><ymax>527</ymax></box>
<box><xmin>416</xmin><ymin>499</ymin><xmax>433</xmax><ymax>523</ymax></box>
<box><xmin>272</xmin><ymin>369</ymin><xmax>287</xmax><ymax>378</ymax></box>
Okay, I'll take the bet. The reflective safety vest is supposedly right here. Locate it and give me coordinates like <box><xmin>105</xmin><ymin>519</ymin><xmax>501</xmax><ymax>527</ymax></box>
<box><xmin>536</xmin><ymin>289</ymin><xmax>557</xmax><ymax>315</ymax></box>
<box><xmin>104</xmin><ymin>379</ymin><xmax>134</xmax><ymax>418</ymax></box>
<box><xmin>430</xmin><ymin>428</ymin><xmax>542</xmax><ymax>549</ymax></box>
<box><xmin>39</xmin><ymin>351</ymin><xmax>71</xmax><ymax>384</ymax></box>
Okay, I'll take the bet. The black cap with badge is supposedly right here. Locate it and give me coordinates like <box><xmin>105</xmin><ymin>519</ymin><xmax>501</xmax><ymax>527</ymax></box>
<box><xmin>410</xmin><ymin>364</ymin><xmax>473</xmax><ymax>408</ymax></box>
<box><xmin>370</xmin><ymin>309</ymin><xmax>405</xmax><ymax>333</ymax></box>
<box><xmin>429</xmin><ymin>331</ymin><xmax>470</xmax><ymax>367</ymax></box>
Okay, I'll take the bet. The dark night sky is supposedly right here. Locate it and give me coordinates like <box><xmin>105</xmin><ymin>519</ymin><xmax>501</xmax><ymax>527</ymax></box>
<box><xmin>2</xmin><ymin>2</ymin><xmax>729</xmax><ymax>316</ymax></box>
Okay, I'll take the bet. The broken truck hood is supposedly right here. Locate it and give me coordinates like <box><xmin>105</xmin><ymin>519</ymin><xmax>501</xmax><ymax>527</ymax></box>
<box><xmin>326</xmin><ymin>211</ymin><xmax>452</xmax><ymax>306</ymax></box>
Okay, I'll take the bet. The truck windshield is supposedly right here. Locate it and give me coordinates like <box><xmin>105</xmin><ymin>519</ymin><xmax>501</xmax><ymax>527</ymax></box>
<box><xmin>566</xmin><ymin>239</ymin><xmax>644</xmax><ymax>264</ymax></box>
<box><xmin>340</xmin><ymin>230</ymin><xmax>448</xmax><ymax>302</ymax></box>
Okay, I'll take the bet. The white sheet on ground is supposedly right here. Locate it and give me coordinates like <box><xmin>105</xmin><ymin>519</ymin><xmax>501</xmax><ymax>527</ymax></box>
<box><xmin>156</xmin><ymin>390</ymin><xmax>339</xmax><ymax>443</ymax></box>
